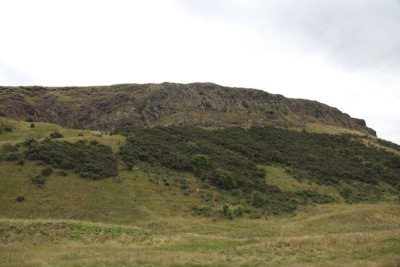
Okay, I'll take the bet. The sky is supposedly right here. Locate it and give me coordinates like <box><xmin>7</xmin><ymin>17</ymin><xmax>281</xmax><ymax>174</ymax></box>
<box><xmin>0</xmin><ymin>0</ymin><xmax>399</xmax><ymax>144</ymax></box>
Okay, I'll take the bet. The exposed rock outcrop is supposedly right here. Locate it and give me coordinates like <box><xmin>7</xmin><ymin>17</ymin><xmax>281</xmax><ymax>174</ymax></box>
<box><xmin>0</xmin><ymin>82</ymin><xmax>376</xmax><ymax>135</ymax></box>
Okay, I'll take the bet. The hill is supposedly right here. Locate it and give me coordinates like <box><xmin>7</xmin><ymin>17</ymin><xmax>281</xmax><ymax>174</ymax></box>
<box><xmin>0</xmin><ymin>84</ymin><xmax>399</xmax><ymax>266</ymax></box>
<box><xmin>0</xmin><ymin>83</ymin><xmax>376</xmax><ymax>135</ymax></box>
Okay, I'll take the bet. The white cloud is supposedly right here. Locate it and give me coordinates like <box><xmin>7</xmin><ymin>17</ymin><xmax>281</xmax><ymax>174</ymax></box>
<box><xmin>0</xmin><ymin>0</ymin><xmax>399</xmax><ymax>144</ymax></box>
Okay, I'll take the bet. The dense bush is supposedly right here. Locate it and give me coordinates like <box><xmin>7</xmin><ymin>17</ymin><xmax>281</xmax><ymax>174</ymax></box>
<box><xmin>249</xmin><ymin>191</ymin><xmax>297</xmax><ymax>215</ymax></box>
<box><xmin>191</xmin><ymin>154</ymin><xmax>210</xmax><ymax>173</ymax></box>
<box><xmin>119</xmin><ymin>126</ymin><xmax>267</xmax><ymax>192</ymax></box>
<box><xmin>117</xmin><ymin>125</ymin><xmax>400</xmax><ymax>213</ymax></box>
<box><xmin>24</xmin><ymin>140</ymin><xmax>118</xmax><ymax>179</ymax></box>
<box><xmin>211</xmin><ymin>168</ymin><xmax>237</xmax><ymax>190</ymax></box>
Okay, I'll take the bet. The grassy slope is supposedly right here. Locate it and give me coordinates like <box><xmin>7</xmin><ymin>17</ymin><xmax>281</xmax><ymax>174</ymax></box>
<box><xmin>1</xmin><ymin>204</ymin><xmax>399</xmax><ymax>266</ymax></box>
<box><xmin>0</xmin><ymin>118</ymin><xmax>399</xmax><ymax>266</ymax></box>
<box><xmin>0</xmin><ymin>117</ymin><xmax>125</xmax><ymax>152</ymax></box>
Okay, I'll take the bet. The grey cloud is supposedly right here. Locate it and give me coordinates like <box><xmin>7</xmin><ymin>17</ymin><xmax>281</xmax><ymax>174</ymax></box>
<box><xmin>179</xmin><ymin>0</ymin><xmax>400</xmax><ymax>72</ymax></box>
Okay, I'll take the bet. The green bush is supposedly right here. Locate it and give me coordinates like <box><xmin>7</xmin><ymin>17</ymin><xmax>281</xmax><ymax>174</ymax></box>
<box><xmin>2</xmin><ymin>143</ymin><xmax>17</xmax><ymax>152</ymax></box>
<box><xmin>222</xmin><ymin>205</ymin><xmax>234</xmax><ymax>219</ymax></box>
<box><xmin>233</xmin><ymin>205</ymin><xmax>244</xmax><ymax>217</ymax></box>
<box><xmin>24</xmin><ymin>140</ymin><xmax>118</xmax><ymax>179</ymax></box>
<box><xmin>191</xmin><ymin>154</ymin><xmax>209</xmax><ymax>171</ymax></box>
<box><xmin>211</xmin><ymin>168</ymin><xmax>237</xmax><ymax>190</ymax></box>
<box><xmin>31</xmin><ymin>175</ymin><xmax>46</xmax><ymax>187</ymax></box>
<box><xmin>3</xmin><ymin>152</ymin><xmax>19</xmax><ymax>161</ymax></box>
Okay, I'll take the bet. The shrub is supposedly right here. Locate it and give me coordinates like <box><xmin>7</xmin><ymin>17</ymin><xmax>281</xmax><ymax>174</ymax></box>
<box><xmin>191</xmin><ymin>154</ymin><xmax>209</xmax><ymax>171</ymax></box>
<box><xmin>2</xmin><ymin>143</ymin><xmax>17</xmax><ymax>152</ymax></box>
<box><xmin>50</xmin><ymin>131</ymin><xmax>63</xmax><ymax>138</ymax></box>
<box><xmin>233</xmin><ymin>205</ymin><xmax>244</xmax><ymax>217</ymax></box>
<box><xmin>126</xmin><ymin>162</ymin><xmax>134</xmax><ymax>171</ymax></box>
<box><xmin>57</xmin><ymin>170</ymin><xmax>68</xmax><ymax>176</ymax></box>
<box><xmin>222</xmin><ymin>205</ymin><xmax>234</xmax><ymax>219</ymax></box>
<box><xmin>0</xmin><ymin>124</ymin><xmax>13</xmax><ymax>133</ymax></box>
<box><xmin>211</xmin><ymin>168</ymin><xmax>237</xmax><ymax>190</ymax></box>
<box><xmin>3</xmin><ymin>153</ymin><xmax>19</xmax><ymax>161</ymax></box>
<box><xmin>25</xmin><ymin>140</ymin><xmax>118</xmax><ymax>179</ymax></box>
<box><xmin>22</xmin><ymin>138</ymin><xmax>38</xmax><ymax>149</ymax></box>
<box><xmin>191</xmin><ymin>205</ymin><xmax>212</xmax><ymax>217</ymax></box>
<box><xmin>41</xmin><ymin>167</ymin><xmax>53</xmax><ymax>177</ymax></box>
<box><xmin>31</xmin><ymin>175</ymin><xmax>46</xmax><ymax>187</ymax></box>
<box><xmin>16</xmin><ymin>195</ymin><xmax>24</xmax><ymax>202</ymax></box>
<box><xmin>90</xmin><ymin>140</ymin><xmax>99</xmax><ymax>145</ymax></box>
<box><xmin>250</xmin><ymin>191</ymin><xmax>265</xmax><ymax>208</ymax></box>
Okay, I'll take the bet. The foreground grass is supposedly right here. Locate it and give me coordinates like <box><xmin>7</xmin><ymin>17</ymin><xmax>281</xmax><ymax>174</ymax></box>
<box><xmin>1</xmin><ymin>203</ymin><xmax>400</xmax><ymax>267</ymax></box>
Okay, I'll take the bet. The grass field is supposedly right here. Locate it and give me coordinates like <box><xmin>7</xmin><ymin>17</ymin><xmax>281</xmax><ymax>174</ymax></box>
<box><xmin>1</xmin><ymin>118</ymin><xmax>400</xmax><ymax>266</ymax></box>
<box><xmin>1</xmin><ymin>203</ymin><xmax>400</xmax><ymax>266</ymax></box>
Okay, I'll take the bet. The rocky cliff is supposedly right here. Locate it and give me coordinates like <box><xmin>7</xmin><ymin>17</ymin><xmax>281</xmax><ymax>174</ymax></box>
<box><xmin>0</xmin><ymin>82</ymin><xmax>376</xmax><ymax>135</ymax></box>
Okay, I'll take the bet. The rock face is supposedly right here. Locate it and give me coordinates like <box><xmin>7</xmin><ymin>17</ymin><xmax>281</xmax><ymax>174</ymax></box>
<box><xmin>0</xmin><ymin>82</ymin><xmax>376</xmax><ymax>135</ymax></box>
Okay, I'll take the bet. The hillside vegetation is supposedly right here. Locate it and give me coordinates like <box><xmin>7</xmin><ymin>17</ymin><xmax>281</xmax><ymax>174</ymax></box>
<box><xmin>0</xmin><ymin>109</ymin><xmax>399</xmax><ymax>265</ymax></box>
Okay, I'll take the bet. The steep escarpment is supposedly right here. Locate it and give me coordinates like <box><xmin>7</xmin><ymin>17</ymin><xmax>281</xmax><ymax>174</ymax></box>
<box><xmin>0</xmin><ymin>82</ymin><xmax>376</xmax><ymax>135</ymax></box>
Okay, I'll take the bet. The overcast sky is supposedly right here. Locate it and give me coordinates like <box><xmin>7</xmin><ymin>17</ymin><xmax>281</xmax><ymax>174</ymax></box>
<box><xmin>0</xmin><ymin>0</ymin><xmax>399</xmax><ymax>144</ymax></box>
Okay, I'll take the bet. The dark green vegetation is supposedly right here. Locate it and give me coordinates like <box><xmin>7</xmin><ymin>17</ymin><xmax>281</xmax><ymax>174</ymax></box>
<box><xmin>119</xmin><ymin>126</ymin><xmax>400</xmax><ymax>210</ymax></box>
<box><xmin>0</xmin><ymin>139</ymin><xmax>118</xmax><ymax>180</ymax></box>
<box><xmin>24</xmin><ymin>139</ymin><xmax>118</xmax><ymax>179</ymax></box>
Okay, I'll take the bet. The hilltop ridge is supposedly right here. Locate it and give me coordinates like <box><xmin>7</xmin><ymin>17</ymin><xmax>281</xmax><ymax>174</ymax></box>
<box><xmin>0</xmin><ymin>82</ymin><xmax>376</xmax><ymax>135</ymax></box>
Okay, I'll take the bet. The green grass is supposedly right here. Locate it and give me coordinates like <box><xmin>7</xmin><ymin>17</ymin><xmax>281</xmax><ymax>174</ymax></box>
<box><xmin>263</xmin><ymin>165</ymin><xmax>343</xmax><ymax>201</ymax></box>
<box><xmin>1</xmin><ymin>204</ymin><xmax>400</xmax><ymax>266</ymax></box>
<box><xmin>301</xmin><ymin>123</ymin><xmax>365</xmax><ymax>136</ymax></box>
<box><xmin>0</xmin><ymin>161</ymin><xmax>208</xmax><ymax>224</ymax></box>
<box><xmin>0</xmin><ymin>117</ymin><xmax>125</xmax><ymax>152</ymax></box>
